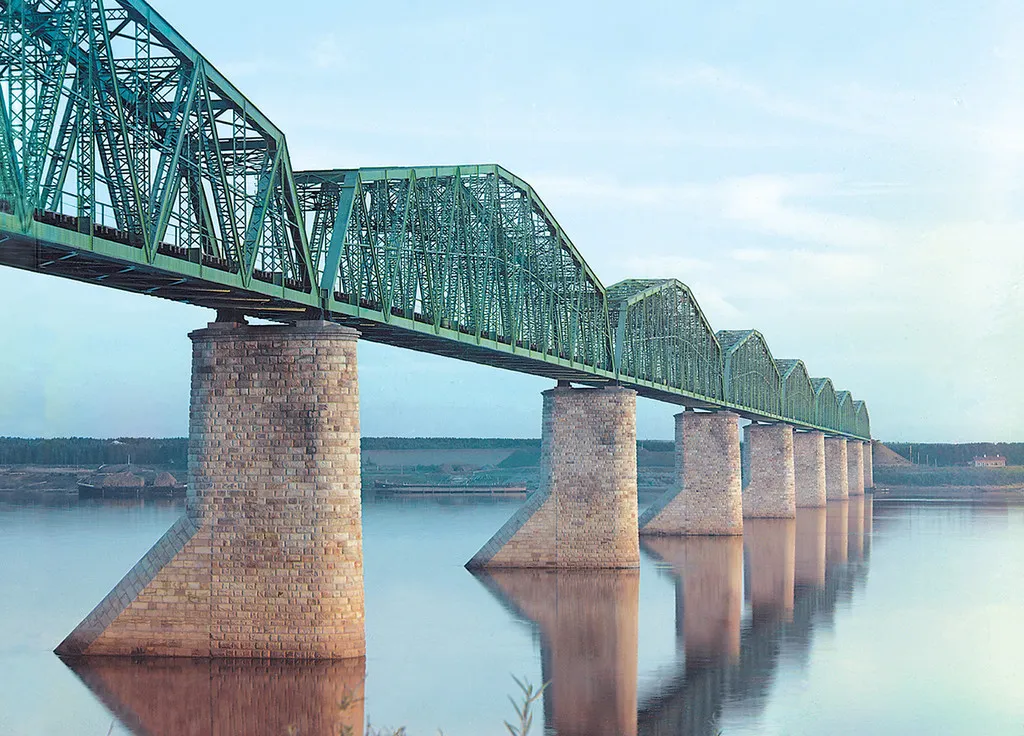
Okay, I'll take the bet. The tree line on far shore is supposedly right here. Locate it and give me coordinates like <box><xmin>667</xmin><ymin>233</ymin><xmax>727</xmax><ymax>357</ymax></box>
<box><xmin>0</xmin><ymin>436</ymin><xmax>681</xmax><ymax>466</ymax></box>
<box><xmin>886</xmin><ymin>442</ymin><xmax>1024</xmax><ymax>466</ymax></box>
<box><xmin>10</xmin><ymin>436</ymin><xmax>1016</xmax><ymax>469</ymax></box>
<box><xmin>0</xmin><ymin>437</ymin><xmax>189</xmax><ymax>466</ymax></box>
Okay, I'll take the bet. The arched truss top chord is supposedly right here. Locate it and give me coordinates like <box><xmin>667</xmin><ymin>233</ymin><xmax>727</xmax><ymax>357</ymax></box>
<box><xmin>812</xmin><ymin>377</ymin><xmax>839</xmax><ymax>432</ymax></box>
<box><xmin>776</xmin><ymin>359</ymin><xmax>815</xmax><ymax>426</ymax></box>
<box><xmin>0</xmin><ymin>0</ymin><xmax>872</xmax><ymax>440</ymax></box>
<box><xmin>716</xmin><ymin>329</ymin><xmax>782</xmax><ymax>418</ymax></box>
<box><xmin>853</xmin><ymin>400</ymin><xmax>871</xmax><ymax>440</ymax></box>
<box><xmin>836</xmin><ymin>390</ymin><xmax>857</xmax><ymax>436</ymax></box>
<box><xmin>294</xmin><ymin>165</ymin><xmax>614</xmax><ymax>372</ymax></box>
<box><xmin>606</xmin><ymin>278</ymin><xmax>723</xmax><ymax>400</ymax></box>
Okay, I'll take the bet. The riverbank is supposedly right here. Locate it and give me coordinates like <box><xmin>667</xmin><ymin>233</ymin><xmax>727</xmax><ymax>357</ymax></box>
<box><xmin>873</xmin><ymin>484</ymin><xmax>1024</xmax><ymax>504</ymax></box>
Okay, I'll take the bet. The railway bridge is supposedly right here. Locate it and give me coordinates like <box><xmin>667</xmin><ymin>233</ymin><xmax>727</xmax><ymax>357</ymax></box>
<box><xmin>0</xmin><ymin>0</ymin><xmax>873</xmax><ymax>659</ymax></box>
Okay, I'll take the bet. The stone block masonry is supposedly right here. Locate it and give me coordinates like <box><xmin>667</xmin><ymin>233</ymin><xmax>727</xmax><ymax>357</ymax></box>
<box><xmin>57</xmin><ymin>320</ymin><xmax>365</xmax><ymax>659</ymax></box>
<box><xmin>847</xmin><ymin>441</ymin><xmax>865</xmax><ymax>497</ymax></box>
<box><xmin>742</xmin><ymin>423</ymin><xmax>796</xmax><ymax>518</ymax></box>
<box><xmin>640</xmin><ymin>411</ymin><xmax>742</xmax><ymax>535</ymax></box>
<box><xmin>467</xmin><ymin>386</ymin><xmax>639</xmax><ymax>569</ymax></box>
<box><xmin>793</xmin><ymin>431</ymin><xmax>827</xmax><ymax>508</ymax></box>
<box><xmin>824</xmin><ymin>437</ymin><xmax>849</xmax><ymax>502</ymax></box>
<box><xmin>864</xmin><ymin>441</ymin><xmax>874</xmax><ymax>489</ymax></box>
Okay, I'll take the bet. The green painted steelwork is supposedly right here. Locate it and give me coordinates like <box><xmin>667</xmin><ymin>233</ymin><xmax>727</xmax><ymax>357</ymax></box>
<box><xmin>606</xmin><ymin>278</ymin><xmax>723</xmax><ymax>402</ymax></box>
<box><xmin>777</xmin><ymin>359</ymin><xmax>815</xmax><ymax>427</ymax></box>
<box><xmin>717</xmin><ymin>330</ymin><xmax>782</xmax><ymax>418</ymax></box>
<box><xmin>295</xmin><ymin>166</ymin><xmax>612</xmax><ymax>374</ymax></box>
<box><xmin>853</xmin><ymin>400</ymin><xmax>870</xmax><ymax>440</ymax></box>
<box><xmin>812</xmin><ymin>378</ymin><xmax>840</xmax><ymax>432</ymax></box>
<box><xmin>0</xmin><ymin>0</ymin><xmax>871</xmax><ymax>439</ymax></box>
<box><xmin>836</xmin><ymin>391</ymin><xmax>857</xmax><ymax>437</ymax></box>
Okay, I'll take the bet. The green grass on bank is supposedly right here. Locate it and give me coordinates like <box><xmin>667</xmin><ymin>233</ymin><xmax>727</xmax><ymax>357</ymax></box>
<box><xmin>875</xmin><ymin>465</ymin><xmax>1024</xmax><ymax>487</ymax></box>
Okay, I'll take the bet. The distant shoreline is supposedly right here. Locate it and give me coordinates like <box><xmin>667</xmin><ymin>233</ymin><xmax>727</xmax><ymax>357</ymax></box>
<box><xmin>872</xmin><ymin>485</ymin><xmax>1024</xmax><ymax>504</ymax></box>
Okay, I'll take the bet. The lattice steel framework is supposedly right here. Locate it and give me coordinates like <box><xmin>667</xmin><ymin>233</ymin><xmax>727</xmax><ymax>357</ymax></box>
<box><xmin>812</xmin><ymin>378</ymin><xmax>839</xmax><ymax>432</ymax></box>
<box><xmin>295</xmin><ymin>166</ymin><xmax>612</xmax><ymax>372</ymax></box>
<box><xmin>606</xmin><ymin>278</ymin><xmax>723</xmax><ymax>400</ymax></box>
<box><xmin>0</xmin><ymin>0</ymin><xmax>313</xmax><ymax>291</ymax></box>
<box><xmin>836</xmin><ymin>391</ymin><xmax>856</xmax><ymax>436</ymax></box>
<box><xmin>717</xmin><ymin>330</ymin><xmax>782</xmax><ymax>417</ymax></box>
<box><xmin>777</xmin><ymin>359</ymin><xmax>815</xmax><ymax>426</ymax></box>
<box><xmin>0</xmin><ymin>0</ymin><xmax>871</xmax><ymax>439</ymax></box>
<box><xmin>853</xmin><ymin>400</ymin><xmax>870</xmax><ymax>439</ymax></box>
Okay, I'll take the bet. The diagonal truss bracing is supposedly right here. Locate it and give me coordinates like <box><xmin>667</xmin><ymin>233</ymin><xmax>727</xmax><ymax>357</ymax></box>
<box><xmin>606</xmin><ymin>278</ymin><xmax>723</xmax><ymax>402</ymax></box>
<box><xmin>0</xmin><ymin>0</ymin><xmax>313</xmax><ymax>289</ymax></box>
<box><xmin>0</xmin><ymin>0</ymin><xmax>871</xmax><ymax>439</ymax></box>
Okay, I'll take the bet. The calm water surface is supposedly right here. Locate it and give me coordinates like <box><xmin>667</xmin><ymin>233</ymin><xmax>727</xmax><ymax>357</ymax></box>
<box><xmin>1</xmin><ymin>495</ymin><xmax>1022</xmax><ymax>735</ymax></box>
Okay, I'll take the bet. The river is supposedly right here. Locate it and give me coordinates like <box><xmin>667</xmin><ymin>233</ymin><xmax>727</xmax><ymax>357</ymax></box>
<box><xmin>1</xmin><ymin>495</ymin><xmax>1022</xmax><ymax>735</ymax></box>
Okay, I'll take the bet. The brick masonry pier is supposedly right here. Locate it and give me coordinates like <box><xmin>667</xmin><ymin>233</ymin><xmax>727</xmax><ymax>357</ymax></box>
<box><xmin>847</xmin><ymin>441</ymin><xmax>865</xmax><ymax>497</ymax></box>
<box><xmin>640</xmin><ymin>411</ymin><xmax>743</xmax><ymax>535</ymax></box>
<box><xmin>57</xmin><ymin>319</ymin><xmax>365</xmax><ymax>659</ymax></box>
<box><xmin>467</xmin><ymin>386</ymin><xmax>639</xmax><ymax>569</ymax></box>
<box><xmin>793</xmin><ymin>431</ymin><xmax>827</xmax><ymax>508</ymax></box>
<box><xmin>742</xmin><ymin>423</ymin><xmax>796</xmax><ymax>518</ymax></box>
<box><xmin>824</xmin><ymin>437</ymin><xmax>849</xmax><ymax>502</ymax></box>
<box><xmin>863</xmin><ymin>441</ymin><xmax>874</xmax><ymax>489</ymax></box>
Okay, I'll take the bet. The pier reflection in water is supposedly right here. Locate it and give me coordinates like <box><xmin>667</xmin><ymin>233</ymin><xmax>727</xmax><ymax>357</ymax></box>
<box><xmin>473</xmin><ymin>569</ymin><xmax>640</xmax><ymax>736</ymax></box>
<box><xmin>54</xmin><ymin>499</ymin><xmax>874</xmax><ymax>736</ymax></box>
<box><xmin>795</xmin><ymin>507</ymin><xmax>827</xmax><ymax>588</ymax></box>
<box><xmin>638</xmin><ymin>498</ymin><xmax>872</xmax><ymax>736</ymax></box>
<box><xmin>849</xmin><ymin>496</ymin><xmax>866</xmax><ymax>561</ymax></box>
<box><xmin>61</xmin><ymin>657</ymin><xmax>365</xmax><ymax>736</ymax></box>
<box><xmin>826</xmin><ymin>500</ymin><xmax>850</xmax><ymax>566</ymax></box>
<box><xmin>642</xmin><ymin>536</ymin><xmax>743</xmax><ymax>665</ymax></box>
<box><xmin>744</xmin><ymin>519</ymin><xmax>796</xmax><ymax>623</ymax></box>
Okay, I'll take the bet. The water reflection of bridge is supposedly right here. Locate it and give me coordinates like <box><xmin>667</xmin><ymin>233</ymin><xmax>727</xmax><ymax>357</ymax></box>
<box><xmin>64</xmin><ymin>658</ymin><xmax>365</xmax><ymax>736</ymax></box>
<box><xmin>476</xmin><ymin>496</ymin><xmax>873</xmax><ymax>736</ymax></box>
<box><xmin>64</xmin><ymin>497</ymin><xmax>872</xmax><ymax>735</ymax></box>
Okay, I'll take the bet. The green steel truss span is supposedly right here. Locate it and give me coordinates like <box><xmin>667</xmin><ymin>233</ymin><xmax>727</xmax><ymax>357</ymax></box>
<box><xmin>0</xmin><ymin>0</ymin><xmax>870</xmax><ymax>439</ymax></box>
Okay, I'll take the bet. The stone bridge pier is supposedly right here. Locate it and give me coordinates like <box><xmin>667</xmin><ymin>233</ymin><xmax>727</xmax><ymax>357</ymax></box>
<box><xmin>467</xmin><ymin>385</ymin><xmax>639</xmax><ymax>569</ymax></box>
<box><xmin>793</xmin><ymin>431</ymin><xmax>827</xmax><ymax>508</ymax></box>
<box><xmin>57</xmin><ymin>319</ymin><xmax>365</xmax><ymax>659</ymax></box>
<box><xmin>742</xmin><ymin>423</ymin><xmax>796</xmax><ymax>518</ymax></box>
<box><xmin>639</xmin><ymin>410</ymin><xmax>743</xmax><ymax>535</ymax></box>
<box><xmin>847</xmin><ymin>441</ymin><xmax>865</xmax><ymax>497</ymax></box>
<box><xmin>824</xmin><ymin>437</ymin><xmax>849</xmax><ymax>501</ymax></box>
<box><xmin>863</xmin><ymin>441</ymin><xmax>875</xmax><ymax>490</ymax></box>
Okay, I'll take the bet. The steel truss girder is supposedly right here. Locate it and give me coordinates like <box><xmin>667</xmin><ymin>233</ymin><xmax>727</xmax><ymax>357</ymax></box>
<box><xmin>0</xmin><ymin>0</ymin><xmax>871</xmax><ymax>440</ymax></box>
<box><xmin>717</xmin><ymin>329</ymin><xmax>783</xmax><ymax>418</ymax></box>
<box><xmin>0</xmin><ymin>0</ymin><xmax>313</xmax><ymax>289</ymax></box>
<box><xmin>607</xmin><ymin>278</ymin><xmax>724</xmax><ymax>400</ymax></box>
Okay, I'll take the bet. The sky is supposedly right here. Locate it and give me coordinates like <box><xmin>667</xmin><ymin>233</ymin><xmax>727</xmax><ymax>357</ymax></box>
<box><xmin>1</xmin><ymin>0</ymin><xmax>1022</xmax><ymax>442</ymax></box>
